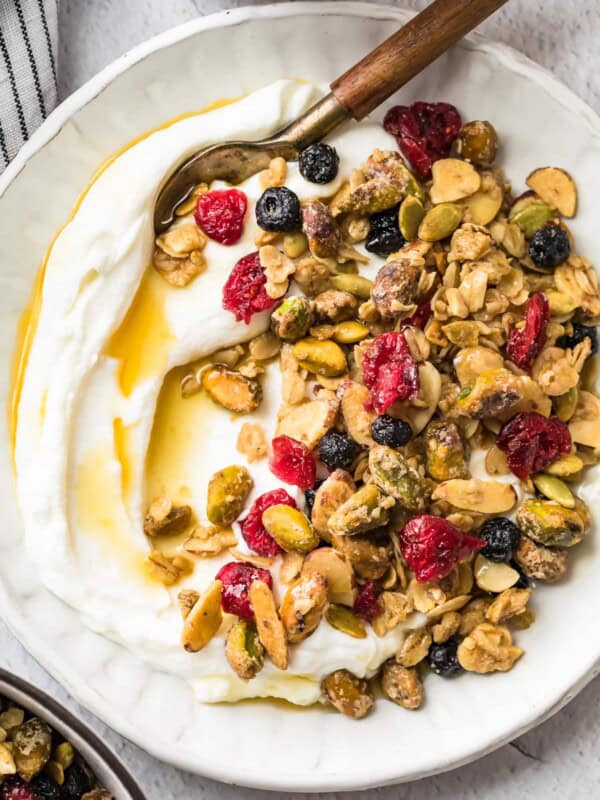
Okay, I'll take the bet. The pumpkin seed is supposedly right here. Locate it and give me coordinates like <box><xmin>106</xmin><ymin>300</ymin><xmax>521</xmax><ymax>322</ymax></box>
<box><xmin>546</xmin><ymin>290</ymin><xmax>577</xmax><ymax>316</ymax></box>
<box><xmin>326</xmin><ymin>605</ymin><xmax>367</xmax><ymax>638</ymax></box>
<box><xmin>333</xmin><ymin>320</ymin><xmax>370</xmax><ymax>344</ymax></box>
<box><xmin>283</xmin><ymin>231</ymin><xmax>308</xmax><ymax>258</ymax></box>
<box><xmin>398</xmin><ymin>195</ymin><xmax>425</xmax><ymax>240</ymax></box>
<box><xmin>509</xmin><ymin>199</ymin><xmax>554</xmax><ymax>238</ymax></box>
<box><xmin>545</xmin><ymin>453</ymin><xmax>584</xmax><ymax>477</ymax></box>
<box><xmin>555</xmin><ymin>386</ymin><xmax>579</xmax><ymax>422</ymax></box>
<box><xmin>418</xmin><ymin>203</ymin><xmax>463</xmax><ymax>242</ymax></box>
<box><xmin>532</xmin><ymin>474</ymin><xmax>575</xmax><ymax>508</ymax></box>
<box><xmin>331</xmin><ymin>273</ymin><xmax>373</xmax><ymax>299</ymax></box>
<box><xmin>261</xmin><ymin>504</ymin><xmax>319</xmax><ymax>552</ymax></box>
<box><xmin>292</xmin><ymin>337</ymin><xmax>347</xmax><ymax>377</ymax></box>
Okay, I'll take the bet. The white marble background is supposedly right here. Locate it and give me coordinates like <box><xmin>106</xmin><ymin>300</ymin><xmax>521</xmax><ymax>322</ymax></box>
<box><xmin>2</xmin><ymin>1</ymin><xmax>600</xmax><ymax>798</ymax></box>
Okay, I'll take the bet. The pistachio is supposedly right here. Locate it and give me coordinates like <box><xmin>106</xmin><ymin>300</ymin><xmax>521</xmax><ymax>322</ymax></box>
<box><xmin>457</xmin><ymin>623</ymin><xmax>523</xmax><ymax>673</ymax></box>
<box><xmin>12</xmin><ymin>718</ymin><xmax>52</xmax><ymax>781</ymax></box>
<box><xmin>181</xmin><ymin>580</ymin><xmax>223</xmax><ymax>652</ymax></box>
<box><xmin>545</xmin><ymin>453</ymin><xmax>584</xmax><ymax>478</ymax></box>
<box><xmin>457</xmin><ymin>120</ymin><xmax>498</xmax><ymax>166</ymax></box>
<box><xmin>514</xmin><ymin>535</ymin><xmax>568</xmax><ymax>582</ymax></box>
<box><xmin>206</xmin><ymin>465</ymin><xmax>252</xmax><ymax>526</ymax></box>
<box><xmin>338</xmin><ymin>380</ymin><xmax>376</xmax><ymax>446</ymax></box>
<box><xmin>275</xmin><ymin>394</ymin><xmax>338</xmax><ymax>451</ymax></box>
<box><xmin>331</xmin><ymin>273</ymin><xmax>373</xmax><ymax>299</ymax></box>
<box><xmin>418</xmin><ymin>203</ymin><xmax>463</xmax><ymax>241</ymax></box>
<box><xmin>555</xmin><ymin>386</ymin><xmax>579</xmax><ymax>422</ymax></box>
<box><xmin>310</xmin><ymin>470</ymin><xmax>356</xmax><ymax>542</ymax></box>
<box><xmin>372</xmin><ymin>257</ymin><xmax>421</xmax><ymax>318</ymax></box>
<box><xmin>280</xmin><ymin>574</ymin><xmax>328</xmax><ymax>643</ymax></box>
<box><xmin>292</xmin><ymin>337</ymin><xmax>347</xmax><ymax>377</ymax></box>
<box><xmin>532</xmin><ymin>474</ymin><xmax>575</xmax><ymax>508</ymax></box>
<box><xmin>516</xmin><ymin>498</ymin><xmax>589</xmax><ymax>547</ymax></box>
<box><xmin>381</xmin><ymin>662</ymin><xmax>424</xmax><ymax>710</ymax></box>
<box><xmin>326</xmin><ymin>605</ymin><xmax>367</xmax><ymax>638</ymax></box>
<box><xmin>526</xmin><ymin>166</ymin><xmax>577</xmax><ymax>217</ymax></box>
<box><xmin>283</xmin><ymin>231</ymin><xmax>308</xmax><ymax>259</ymax></box>
<box><xmin>322</xmin><ymin>669</ymin><xmax>374</xmax><ymax>719</ymax></box>
<box><xmin>430</xmin><ymin>159</ymin><xmax>481</xmax><ymax>203</ymax></box>
<box><xmin>398</xmin><ymin>195</ymin><xmax>425</xmax><ymax>240</ymax></box>
<box><xmin>249</xmin><ymin>580</ymin><xmax>288</xmax><ymax>669</ymax></box>
<box><xmin>368</xmin><ymin>445</ymin><xmax>428</xmax><ymax>511</ymax></box>
<box><xmin>225</xmin><ymin>619</ymin><xmax>265</xmax><ymax>680</ymax></box>
<box><xmin>424</xmin><ymin>420</ymin><xmax>469</xmax><ymax>481</ymax></box>
<box><xmin>463</xmin><ymin>172</ymin><xmax>503</xmax><ymax>226</ymax></box>
<box><xmin>433</xmin><ymin>478</ymin><xmax>516</xmax><ymax>514</ymax></box>
<box><xmin>333</xmin><ymin>321</ymin><xmax>370</xmax><ymax>344</ymax></box>
<box><xmin>396</xmin><ymin>628</ymin><xmax>432</xmax><ymax>667</ymax></box>
<box><xmin>262</xmin><ymin>504</ymin><xmax>319</xmax><ymax>553</ymax></box>
<box><xmin>202</xmin><ymin>365</ymin><xmax>262</xmax><ymax>413</ymax></box>
<box><xmin>53</xmin><ymin>742</ymin><xmax>74</xmax><ymax>771</ymax></box>
<box><xmin>271</xmin><ymin>296</ymin><xmax>311</xmax><ymax>341</ymax></box>
<box><xmin>474</xmin><ymin>555</ymin><xmax>520</xmax><ymax>593</ymax></box>
<box><xmin>143</xmin><ymin>498</ymin><xmax>192</xmax><ymax>537</ymax></box>
<box><xmin>313</xmin><ymin>290</ymin><xmax>358</xmax><ymax>324</ymax></box>
<box><xmin>509</xmin><ymin>195</ymin><xmax>555</xmax><ymax>238</ymax></box>
<box><xmin>329</xmin><ymin>484</ymin><xmax>395</xmax><ymax>537</ymax></box>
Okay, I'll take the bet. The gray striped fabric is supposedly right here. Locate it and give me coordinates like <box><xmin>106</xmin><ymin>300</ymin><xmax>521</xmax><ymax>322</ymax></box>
<box><xmin>0</xmin><ymin>0</ymin><xmax>58</xmax><ymax>172</ymax></box>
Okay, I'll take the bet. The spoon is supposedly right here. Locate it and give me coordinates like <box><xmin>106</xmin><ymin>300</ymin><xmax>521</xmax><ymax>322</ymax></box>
<box><xmin>154</xmin><ymin>0</ymin><xmax>508</xmax><ymax>232</ymax></box>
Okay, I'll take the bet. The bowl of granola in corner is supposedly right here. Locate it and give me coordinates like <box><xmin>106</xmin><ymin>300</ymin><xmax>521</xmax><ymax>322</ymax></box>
<box><xmin>1</xmin><ymin>2</ymin><xmax>600</xmax><ymax>792</ymax></box>
<box><xmin>0</xmin><ymin>670</ymin><xmax>145</xmax><ymax>800</ymax></box>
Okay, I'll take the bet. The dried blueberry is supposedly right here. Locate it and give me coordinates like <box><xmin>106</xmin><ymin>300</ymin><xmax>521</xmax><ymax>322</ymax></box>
<box><xmin>29</xmin><ymin>775</ymin><xmax>61</xmax><ymax>800</ymax></box>
<box><xmin>556</xmin><ymin>323</ymin><xmax>598</xmax><ymax>356</ymax></box>
<box><xmin>370</xmin><ymin>415</ymin><xmax>412</xmax><ymax>448</ymax></box>
<box><xmin>428</xmin><ymin>638</ymin><xmax>463</xmax><ymax>677</ymax></box>
<box><xmin>528</xmin><ymin>223</ymin><xmax>570</xmax><ymax>269</ymax></box>
<box><xmin>365</xmin><ymin>205</ymin><xmax>406</xmax><ymax>257</ymax></box>
<box><xmin>255</xmin><ymin>187</ymin><xmax>301</xmax><ymax>232</ymax></box>
<box><xmin>479</xmin><ymin>517</ymin><xmax>521</xmax><ymax>563</ymax></box>
<box><xmin>298</xmin><ymin>143</ymin><xmax>339</xmax><ymax>184</ymax></box>
<box><xmin>304</xmin><ymin>481</ymin><xmax>323</xmax><ymax>520</ymax></box>
<box><xmin>60</xmin><ymin>763</ymin><xmax>92</xmax><ymax>800</ymax></box>
<box><xmin>318</xmin><ymin>432</ymin><xmax>358</xmax><ymax>470</ymax></box>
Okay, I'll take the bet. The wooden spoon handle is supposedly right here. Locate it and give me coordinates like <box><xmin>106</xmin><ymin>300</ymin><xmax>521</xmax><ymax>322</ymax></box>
<box><xmin>330</xmin><ymin>0</ymin><xmax>508</xmax><ymax>120</ymax></box>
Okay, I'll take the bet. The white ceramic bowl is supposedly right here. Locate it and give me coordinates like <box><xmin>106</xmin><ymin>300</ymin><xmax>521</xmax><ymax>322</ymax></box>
<box><xmin>1</xmin><ymin>3</ymin><xmax>599</xmax><ymax>792</ymax></box>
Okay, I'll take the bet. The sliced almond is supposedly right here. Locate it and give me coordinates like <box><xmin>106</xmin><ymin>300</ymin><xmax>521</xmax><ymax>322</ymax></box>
<box><xmin>249</xmin><ymin>580</ymin><xmax>288</xmax><ymax>670</ymax></box>
<box><xmin>474</xmin><ymin>555</ymin><xmax>519</xmax><ymax>593</ymax></box>
<box><xmin>426</xmin><ymin>594</ymin><xmax>471</xmax><ymax>619</ymax></box>
<box><xmin>526</xmin><ymin>166</ymin><xmax>577</xmax><ymax>217</ymax></box>
<box><xmin>302</xmin><ymin>547</ymin><xmax>356</xmax><ymax>606</ymax></box>
<box><xmin>569</xmin><ymin>390</ymin><xmax>600</xmax><ymax>448</ymax></box>
<box><xmin>463</xmin><ymin>172</ymin><xmax>503</xmax><ymax>225</ymax></box>
<box><xmin>430</xmin><ymin>159</ymin><xmax>481</xmax><ymax>204</ymax></box>
<box><xmin>275</xmin><ymin>394</ymin><xmax>339</xmax><ymax>450</ymax></box>
<box><xmin>485</xmin><ymin>445</ymin><xmax>510</xmax><ymax>477</ymax></box>
<box><xmin>432</xmin><ymin>478</ymin><xmax>517</xmax><ymax>514</ymax></box>
<box><xmin>279</xmin><ymin>551</ymin><xmax>305</xmax><ymax>584</ymax></box>
<box><xmin>181</xmin><ymin>580</ymin><xmax>223</xmax><ymax>652</ymax></box>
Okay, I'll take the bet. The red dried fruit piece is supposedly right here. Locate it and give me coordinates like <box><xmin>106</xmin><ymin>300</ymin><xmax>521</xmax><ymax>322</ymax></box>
<box><xmin>240</xmin><ymin>488</ymin><xmax>297</xmax><ymax>556</ymax></box>
<box><xmin>353</xmin><ymin>580</ymin><xmax>380</xmax><ymax>622</ymax></box>
<box><xmin>400</xmin><ymin>515</ymin><xmax>484</xmax><ymax>584</ymax></box>
<box><xmin>362</xmin><ymin>331</ymin><xmax>420</xmax><ymax>414</ymax></box>
<box><xmin>496</xmin><ymin>412</ymin><xmax>571</xmax><ymax>480</ymax></box>
<box><xmin>194</xmin><ymin>188</ymin><xmax>247</xmax><ymax>245</ymax></box>
<box><xmin>506</xmin><ymin>292</ymin><xmax>549</xmax><ymax>372</ymax></box>
<box><xmin>0</xmin><ymin>777</ymin><xmax>39</xmax><ymax>800</ymax></box>
<box><xmin>269</xmin><ymin>435</ymin><xmax>316</xmax><ymax>490</ymax></box>
<box><xmin>215</xmin><ymin>561</ymin><xmax>273</xmax><ymax>621</ymax></box>
<box><xmin>222</xmin><ymin>251</ymin><xmax>277</xmax><ymax>324</ymax></box>
<box><xmin>405</xmin><ymin>299</ymin><xmax>432</xmax><ymax>330</ymax></box>
<box><xmin>384</xmin><ymin>101</ymin><xmax>462</xmax><ymax>179</ymax></box>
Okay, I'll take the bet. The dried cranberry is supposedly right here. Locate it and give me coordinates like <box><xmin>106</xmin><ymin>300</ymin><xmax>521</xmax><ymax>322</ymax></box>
<box><xmin>215</xmin><ymin>561</ymin><xmax>273</xmax><ymax>621</ymax></box>
<box><xmin>506</xmin><ymin>292</ymin><xmax>549</xmax><ymax>372</ymax></box>
<box><xmin>354</xmin><ymin>581</ymin><xmax>380</xmax><ymax>622</ymax></box>
<box><xmin>240</xmin><ymin>488</ymin><xmax>296</xmax><ymax>556</ymax></box>
<box><xmin>1</xmin><ymin>777</ymin><xmax>39</xmax><ymax>800</ymax></box>
<box><xmin>222</xmin><ymin>251</ymin><xmax>277</xmax><ymax>324</ymax></box>
<box><xmin>362</xmin><ymin>331</ymin><xmax>419</xmax><ymax>414</ymax></box>
<box><xmin>400</xmin><ymin>515</ymin><xmax>484</xmax><ymax>584</ymax></box>
<box><xmin>194</xmin><ymin>188</ymin><xmax>247</xmax><ymax>245</ymax></box>
<box><xmin>496</xmin><ymin>412</ymin><xmax>571</xmax><ymax>480</ymax></box>
<box><xmin>269</xmin><ymin>435</ymin><xmax>316</xmax><ymax>490</ymax></box>
<box><xmin>405</xmin><ymin>299</ymin><xmax>432</xmax><ymax>330</ymax></box>
<box><xmin>384</xmin><ymin>101</ymin><xmax>462</xmax><ymax>179</ymax></box>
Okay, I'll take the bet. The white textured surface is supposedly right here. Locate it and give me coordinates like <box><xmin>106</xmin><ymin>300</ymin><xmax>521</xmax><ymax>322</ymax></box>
<box><xmin>2</xmin><ymin>1</ymin><xmax>599</xmax><ymax>798</ymax></box>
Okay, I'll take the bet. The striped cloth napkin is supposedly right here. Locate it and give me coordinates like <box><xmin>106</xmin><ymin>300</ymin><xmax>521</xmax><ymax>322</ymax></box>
<box><xmin>0</xmin><ymin>0</ymin><xmax>58</xmax><ymax>173</ymax></box>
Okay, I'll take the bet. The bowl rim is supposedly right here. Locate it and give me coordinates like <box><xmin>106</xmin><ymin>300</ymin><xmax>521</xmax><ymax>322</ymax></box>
<box><xmin>1</xmin><ymin>1</ymin><xmax>600</xmax><ymax>791</ymax></box>
<box><xmin>0</xmin><ymin>668</ymin><xmax>146</xmax><ymax>800</ymax></box>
